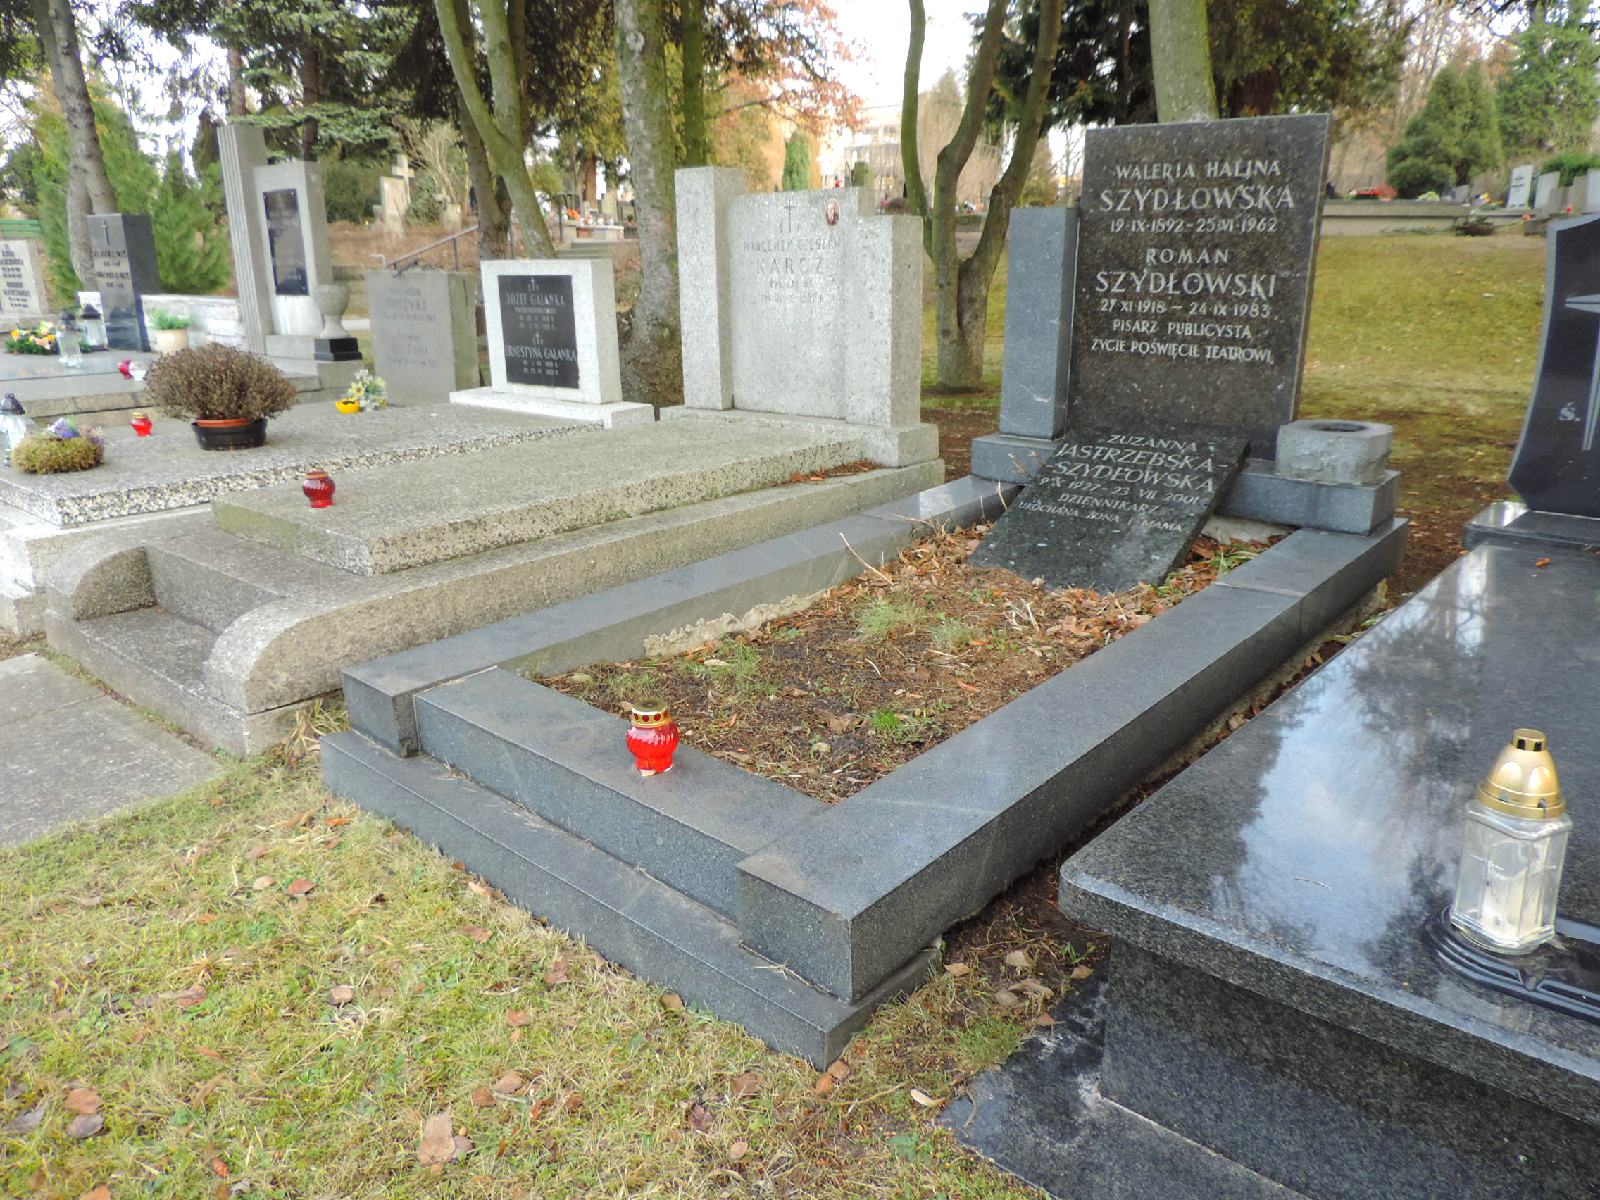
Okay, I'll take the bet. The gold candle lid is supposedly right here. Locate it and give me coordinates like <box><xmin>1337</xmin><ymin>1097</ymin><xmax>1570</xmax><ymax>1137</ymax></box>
<box><xmin>1477</xmin><ymin>728</ymin><xmax>1564</xmax><ymax>819</ymax></box>
<box><xmin>629</xmin><ymin>700</ymin><xmax>670</xmax><ymax>726</ymax></box>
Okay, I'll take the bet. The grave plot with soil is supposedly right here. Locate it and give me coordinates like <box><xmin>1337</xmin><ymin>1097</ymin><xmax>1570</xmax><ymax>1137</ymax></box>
<box><xmin>539</xmin><ymin>526</ymin><xmax>1274</xmax><ymax>803</ymax></box>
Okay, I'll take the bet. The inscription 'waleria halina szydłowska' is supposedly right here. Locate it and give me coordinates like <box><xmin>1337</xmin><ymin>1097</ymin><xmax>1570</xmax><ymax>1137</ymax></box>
<box><xmin>972</xmin><ymin>114</ymin><xmax>1331</xmax><ymax>591</ymax></box>
<box><xmin>1068</xmin><ymin>113</ymin><xmax>1332</xmax><ymax>457</ymax></box>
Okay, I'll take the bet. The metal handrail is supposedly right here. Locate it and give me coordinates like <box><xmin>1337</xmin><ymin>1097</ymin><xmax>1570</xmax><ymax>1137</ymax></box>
<box><xmin>372</xmin><ymin>224</ymin><xmax>481</xmax><ymax>272</ymax></box>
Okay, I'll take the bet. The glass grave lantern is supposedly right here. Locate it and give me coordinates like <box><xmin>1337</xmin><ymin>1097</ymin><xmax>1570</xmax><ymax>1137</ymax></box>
<box><xmin>1</xmin><ymin>392</ymin><xmax>36</xmax><ymax>453</ymax></box>
<box><xmin>78</xmin><ymin>304</ymin><xmax>107</xmax><ymax>352</ymax></box>
<box><xmin>56</xmin><ymin>310</ymin><xmax>83</xmax><ymax>369</ymax></box>
<box><xmin>1450</xmin><ymin>728</ymin><xmax>1572</xmax><ymax>955</ymax></box>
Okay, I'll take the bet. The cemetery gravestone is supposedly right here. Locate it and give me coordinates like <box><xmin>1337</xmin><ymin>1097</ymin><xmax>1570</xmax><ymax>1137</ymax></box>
<box><xmin>972</xmin><ymin>113</ymin><xmax>1329</xmax><ymax>592</ymax></box>
<box><xmin>88</xmin><ymin>214</ymin><xmax>160</xmax><ymax>351</ymax></box>
<box><xmin>451</xmin><ymin>258</ymin><xmax>648</xmax><ymax>426</ymax></box>
<box><xmin>1066</xmin><ymin>112</ymin><xmax>1330</xmax><ymax>457</ymax></box>
<box><xmin>1507</xmin><ymin>164</ymin><xmax>1535</xmax><ymax>209</ymax></box>
<box><xmin>367</xmin><ymin>270</ymin><xmax>479</xmax><ymax>401</ymax></box>
<box><xmin>675</xmin><ymin>169</ymin><xmax>936</xmax><ymax>466</ymax></box>
<box><xmin>1534</xmin><ymin>172</ymin><xmax>1562</xmax><ymax>216</ymax></box>
<box><xmin>0</xmin><ymin>239</ymin><xmax>48</xmax><ymax>324</ymax></box>
<box><xmin>1578</xmin><ymin>172</ymin><xmax>1600</xmax><ymax>216</ymax></box>
<box><xmin>1508</xmin><ymin>212</ymin><xmax>1600</xmax><ymax>518</ymax></box>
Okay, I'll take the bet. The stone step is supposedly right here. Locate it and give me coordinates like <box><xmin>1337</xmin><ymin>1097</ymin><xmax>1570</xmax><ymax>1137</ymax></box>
<box><xmin>42</xmin><ymin>606</ymin><xmax>243</xmax><ymax>750</ymax></box>
<box><xmin>321</xmin><ymin>729</ymin><xmax>936</xmax><ymax>1066</ymax></box>
<box><xmin>144</xmin><ymin>530</ymin><xmax>339</xmax><ymax>635</ymax></box>
<box><xmin>212</xmin><ymin>418</ymin><xmax>870</xmax><ymax>575</ymax></box>
<box><xmin>0</xmin><ymin>576</ymin><xmax>44</xmax><ymax>636</ymax></box>
<box><xmin>414</xmin><ymin>668</ymin><xmax>824</xmax><ymax>918</ymax></box>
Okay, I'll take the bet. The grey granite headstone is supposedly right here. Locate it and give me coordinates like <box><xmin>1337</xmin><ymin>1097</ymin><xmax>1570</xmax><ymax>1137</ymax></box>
<box><xmin>998</xmin><ymin>207</ymin><xmax>1077</xmax><ymax>441</ymax></box>
<box><xmin>1068</xmin><ymin>113</ymin><xmax>1330</xmax><ymax>457</ymax></box>
<box><xmin>87</xmin><ymin>213</ymin><xmax>160</xmax><ymax>351</ymax></box>
<box><xmin>1507</xmin><ymin>164</ymin><xmax>1534</xmax><ymax>209</ymax></box>
<box><xmin>1534</xmin><ymin>172</ymin><xmax>1562</xmax><ymax>216</ymax></box>
<box><xmin>367</xmin><ymin>270</ymin><xmax>479</xmax><ymax>401</ymax></box>
<box><xmin>0</xmin><ymin>239</ymin><xmax>48</xmax><ymax>323</ymax></box>
<box><xmin>1578</xmin><ymin>172</ymin><xmax>1600</xmax><ymax>216</ymax></box>
<box><xmin>1509</xmin><ymin>213</ymin><xmax>1600</xmax><ymax>518</ymax></box>
<box><xmin>969</xmin><ymin>428</ymin><xmax>1247</xmax><ymax>592</ymax></box>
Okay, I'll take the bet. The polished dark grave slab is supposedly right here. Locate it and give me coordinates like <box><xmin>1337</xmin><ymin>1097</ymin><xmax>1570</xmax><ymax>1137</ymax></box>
<box><xmin>326</xmin><ymin>468</ymin><xmax>1404</xmax><ymax>1062</ymax></box>
<box><xmin>952</xmin><ymin>542</ymin><xmax>1600</xmax><ymax>1198</ymax></box>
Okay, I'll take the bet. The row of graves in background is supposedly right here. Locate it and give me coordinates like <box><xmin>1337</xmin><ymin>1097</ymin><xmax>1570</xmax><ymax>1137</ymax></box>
<box><xmin>946</xmin><ymin>121</ymin><xmax>1600</xmax><ymax>1200</ymax></box>
<box><xmin>1</xmin><ymin>216</ymin><xmax>158</xmax><ymax>351</ymax></box>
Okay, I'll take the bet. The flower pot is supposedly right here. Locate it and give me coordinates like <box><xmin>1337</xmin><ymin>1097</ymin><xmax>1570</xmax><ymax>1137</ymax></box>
<box><xmin>192</xmin><ymin>417</ymin><xmax>267</xmax><ymax>451</ymax></box>
<box><xmin>154</xmin><ymin>328</ymin><xmax>190</xmax><ymax>354</ymax></box>
<box><xmin>334</xmin><ymin>398</ymin><xmax>361</xmax><ymax>414</ymax></box>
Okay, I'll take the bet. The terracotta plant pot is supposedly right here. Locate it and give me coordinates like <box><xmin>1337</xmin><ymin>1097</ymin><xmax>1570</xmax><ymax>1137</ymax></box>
<box><xmin>191</xmin><ymin>417</ymin><xmax>267</xmax><ymax>451</ymax></box>
<box><xmin>154</xmin><ymin>328</ymin><xmax>190</xmax><ymax>354</ymax></box>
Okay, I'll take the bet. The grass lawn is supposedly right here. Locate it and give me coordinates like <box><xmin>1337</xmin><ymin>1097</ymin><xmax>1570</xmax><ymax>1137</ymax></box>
<box><xmin>1</xmin><ymin>724</ymin><xmax>1068</xmax><ymax>1199</ymax></box>
<box><xmin>922</xmin><ymin>231</ymin><xmax>1548</xmax><ymax>591</ymax></box>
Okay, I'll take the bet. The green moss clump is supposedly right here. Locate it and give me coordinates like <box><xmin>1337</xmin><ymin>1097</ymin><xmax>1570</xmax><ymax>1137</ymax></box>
<box><xmin>11</xmin><ymin>433</ymin><xmax>104</xmax><ymax>473</ymax></box>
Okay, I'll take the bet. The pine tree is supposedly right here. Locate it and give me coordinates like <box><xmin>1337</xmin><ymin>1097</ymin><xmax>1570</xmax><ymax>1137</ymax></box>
<box><xmin>152</xmin><ymin>152</ymin><xmax>231</xmax><ymax>294</ymax></box>
<box><xmin>1497</xmin><ymin>0</ymin><xmax>1600</xmax><ymax>155</ymax></box>
<box><xmin>780</xmin><ymin>133</ymin><xmax>811</xmax><ymax>191</ymax></box>
<box><xmin>1386</xmin><ymin>64</ymin><xmax>1502</xmax><ymax>198</ymax></box>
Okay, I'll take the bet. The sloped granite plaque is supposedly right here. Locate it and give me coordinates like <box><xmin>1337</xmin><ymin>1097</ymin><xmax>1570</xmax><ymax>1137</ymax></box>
<box><xmin>1509</xmin><ymin>213</ymin><xmax>1600</xmax><ymax>518</ymax></box>
<box><xmin>970</xmin><ymin>428</ymin><xmax>1247</xmax><ymax>593</ymax></box>
<box><xmin>1069</xmin><ymin>114</ymin><xmax>1330</xmax><ymax>457</ymax></box>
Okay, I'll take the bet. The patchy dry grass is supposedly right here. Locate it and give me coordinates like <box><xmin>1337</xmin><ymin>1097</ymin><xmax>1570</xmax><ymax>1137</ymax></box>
<box><xmin>0</xmin><ymin>737</ymin><xmax>1071</xmax><ymax>1200</ymax></box>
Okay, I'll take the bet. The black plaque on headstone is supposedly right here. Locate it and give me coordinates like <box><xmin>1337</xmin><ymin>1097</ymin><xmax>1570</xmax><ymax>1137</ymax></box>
<box><xmin>88</xmin><ymin>213</ymin><xmax>160</xmax><ymax>351</ymax></box>
<box><xmin>1509</xmin><ymin>214</ymin><xmax>1600</xmax><ymax>518</ymax></box>
<box><xmin>263</xmin><ymin>188</ymin><xmax>309</xmax><ymax>296</ymax></box>
<box><xmin>1069</xmin><ymin>113</ymin><xmax>1330</xmax><ymax>457</ymax></box>
<box><xmin>498</xmin><ymin>274</ymin><xmax>579</xmax><ymax>389</ymax></box>
<box><xmin>969</xmin><ymin>428</ymin><xmax>1247</xmax><ymax>593</ymax></box>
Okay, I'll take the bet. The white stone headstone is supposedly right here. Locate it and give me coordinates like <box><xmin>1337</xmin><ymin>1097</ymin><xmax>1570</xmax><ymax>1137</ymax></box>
<box><xmin>450</xmin><ymin>258</ymin><xmax>649</xmax><ymax>427</ymax></box>
<box><xmin>1535</xmin><ymin>171</ymin><xmax>1563</xmax><ymax>215</ymax></box>
<box><xmin>1507</xmin><ymin>164</ymin><xmax>1535</xmax><ymax>209</ymax></box>
<box><xmin>0</xmin><ymin>239</ymin><xmax>49</xmax><ymax>325</ymax></box>
<box><xmin>1578</xmin><ymin>172</ymin><xmax>1600</xmax><ymax>216</ymax></box>
<box><xmin>674</xmin><ymin>166</ymin><xmax>934</xmax><ymax>466</ymax></box>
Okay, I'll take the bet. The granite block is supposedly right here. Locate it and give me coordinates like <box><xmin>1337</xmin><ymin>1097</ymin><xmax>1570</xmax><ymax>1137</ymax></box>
<box><xmin>1060</xmin><ymin>543</ymin><xmax>1600</xmax><ymax>1131</ymax></box>
<box><xmin>1101</xmin><ymin>944</ymin><xmax>1599</xmax><ymax>1200</ymax></box>
<box><xmin>859</xmin><ymin>473</ymin><xmax>1018</xmax><ymax>529</ymax></box>
<box><xmin>969</xmin><ymin>433</ymin><xmax>1061</xmax><ymax>484</ymax></box>
<box><xmin>321</xmin><ymin>730</ymin><xmax>937</xmax><ymax>1065</ymax></box>
<box><xmin>737</xmin><ymin>581</ymin><xmax>1309</xmax><ymax>1000</ymax></box>
<box><xmin>414</xmin><ymin>668</ymin><xmax>821</xmax><ymax>917</ymax></box>
<box><xmin>1215</xmin><ymin>519</ymin><xmax>1406</xmax><ymax>640</ymax></box>
<box><xmin>998</xmin><ymin>207</ymin><xmax>1075</xmax><ymax>441</ymax></box>
<box><xmin>1463</xmin><ymin>501</ymin><xmax>1600</xmax><ymax>552</ymax></box>
<box><xmin>1275</xmin><ymin>419</ymin><xmax>1392</xmax><ymax>486</ymax></box>
<box><xmin>1219</xmin><ymin>459</ymin><xmax>1398</xmax><ymax>534</ymax></box>
<box><xmin>447</xmin><ymin>387</ymin><xmax>654</xmax><ymax>428</ymax></box>
<box><xmin>843</xmin><ymin>213</ymin><xmax>924</xmax><ymax>429</ymax></box>
<box><xmin>212</xmin><ymin>420</ymin><xmax>868</xmax><ymax>574</ymax></box>
<box><xmin>481</xmin><ymin>258</ymin><xmax>622</xmax><ymax>404</ymax></box>
<box><xmin>367</xmin><ymin>269</ymin><xmax>479</xmax><ymax>402</ymax></box>
<box><xmin>676</xmin><ymin>167</ymin><xmax>745</xmax><ymax>410</ymax></box>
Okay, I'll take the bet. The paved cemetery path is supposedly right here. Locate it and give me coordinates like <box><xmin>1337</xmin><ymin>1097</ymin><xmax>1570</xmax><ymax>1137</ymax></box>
<box><xmin>0</xmin><ymin>654</ymin><xmax>220</xmax><ymax>847</ymax></box>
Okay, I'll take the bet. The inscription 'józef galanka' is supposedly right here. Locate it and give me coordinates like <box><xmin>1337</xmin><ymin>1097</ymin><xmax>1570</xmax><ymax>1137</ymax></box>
<box><xmin>1069</xmin><ymin>114</ymin><xmax>1331</xmax><ymax>457</ymax></box>
<box><xmin>498</xmin><ymin>274</ymin><xmax>579</xmax><ymax>389</ymax></box>
<box><xmin>970</xmin><ymin>428</ymin><xmax>1248</xmax><ymax>593</ymax></box>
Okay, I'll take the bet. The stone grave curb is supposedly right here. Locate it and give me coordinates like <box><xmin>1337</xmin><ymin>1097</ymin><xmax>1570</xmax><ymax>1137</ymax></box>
<box><xmin>327</xmin><ymin>476</ymin><xmax>1405</xmax><ymax>1045</ymax></box>
<box><xmin>322</xmin><ymin>729</ymin><xmax>939</xmax><ymax>1066</ymax></box>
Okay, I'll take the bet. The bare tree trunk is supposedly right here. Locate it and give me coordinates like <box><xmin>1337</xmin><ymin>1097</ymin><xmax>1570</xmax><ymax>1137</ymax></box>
<box><xmin>680</xmin><ymin>0</ymin><xmax>708</xmax><ymax>166</ymax></box>
<box><xmin>32</xmin><ymin>0</ymin><xmax>104</xmax><ymax>286</ymax></box>
<box><xmin>434</xmin><ymin>0</ymin><xmax>556</xmax><ymax>255</ymax></box>
<box><xmin>460</xmin><ymin>99</ymin><xmax>510</xmax><ymax>258</ymax></box>
<box><xmin>900</xmin><ymin>0</ymin><xmax>929</xmax><ymax>244</ymax></box>
<box><xmin>614</xmin><ymin>0</ymin><xmax>681</xmax><ymax>405</ymax></box>
<box><xmin>1148</xmin><ymin>0</ymin><xmax>1219</xmax><ymax>122</ymax></box>
<box><xmin>227</xmin><ymin>46</ymin><xmax>248</xmax><ymax>115</ymax></box>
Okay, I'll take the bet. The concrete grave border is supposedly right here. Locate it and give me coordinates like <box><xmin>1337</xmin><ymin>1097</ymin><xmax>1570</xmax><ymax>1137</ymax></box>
<box><xmin>324</xmin><ymin>474</ymin><xmax>1406</xmax><ymax>1062</ymax></box>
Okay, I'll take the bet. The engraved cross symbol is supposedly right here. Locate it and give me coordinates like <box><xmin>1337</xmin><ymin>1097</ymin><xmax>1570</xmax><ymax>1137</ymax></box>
<box><xmin>1563</xmin><ymin>293</ymin><xmax>1600</xmax><ymax>451</ymax></box>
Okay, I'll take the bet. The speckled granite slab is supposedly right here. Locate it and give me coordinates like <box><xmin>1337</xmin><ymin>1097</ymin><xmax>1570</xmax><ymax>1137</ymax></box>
<box><xmin>0</xmin><ymin>402</ymin><xmax>583</xmax><ymax>527</ymax></box>
<box><xmin>212</xmin><ymin>418</ymin><xmax>870</xmax><ymax>574</ymax></box>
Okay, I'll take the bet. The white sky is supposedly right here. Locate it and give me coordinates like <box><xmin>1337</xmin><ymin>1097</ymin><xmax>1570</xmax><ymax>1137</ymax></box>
<box><xmin>832</xmin><ymin>1</ymin><xmax>983</xmax><ymax>110</ymax></box>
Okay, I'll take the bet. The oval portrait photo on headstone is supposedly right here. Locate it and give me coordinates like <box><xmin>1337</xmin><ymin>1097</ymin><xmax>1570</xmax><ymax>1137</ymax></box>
<box><xmin>824</xmin><ymin>200</ymin><xmax>841</xmax><ymax>226</ymax></box>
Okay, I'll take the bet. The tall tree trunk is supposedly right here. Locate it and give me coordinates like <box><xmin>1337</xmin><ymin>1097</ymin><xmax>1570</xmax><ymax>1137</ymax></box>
<box><xmin>434</xmin><ymin>0</ymin><xmax>555</xmax><ymax>255</ymax></box>
<box><xmin>460</xmin><ymin>99</ymin><xmax>510</xmax><ymax>258</ymax></box>
<box><xmin>680</xmin><ymin>0</ymin><xmax>708</xmax><ymax>166</ymax></box>
<box><xmin>31</xmin><ymin>0</ymin><xmax>106</xmax><ymax>286</ymax></box>
<box><xmin>227</xmin><ymin>46</ymin><xmax>248</xmax><ymax>116</ymax></box>
<box><xmin>1148</xmin><ymin>0</ymin><xmax>1219</xmax><ymax>122</ymax></box>
<box><xmin>900</xmin><ymin>0</ymin><xmax>929</xmax><ymax>241</ymax></box>
<box><xmin>300</xmin><ymin>41</ymin><xmax>321</xmax><ymax>158</ymax></box>
<box><xmin>614</xmin><ymin>0</ymin><xmax>681</xmax><ymax>405</ymax></box>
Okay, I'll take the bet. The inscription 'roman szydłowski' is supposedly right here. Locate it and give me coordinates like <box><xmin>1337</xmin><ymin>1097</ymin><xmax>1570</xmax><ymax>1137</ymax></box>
<box><xmin>1068</xmin><ymin>114</ymin><xmax>1331</xmax><ymax>456</ymax></box>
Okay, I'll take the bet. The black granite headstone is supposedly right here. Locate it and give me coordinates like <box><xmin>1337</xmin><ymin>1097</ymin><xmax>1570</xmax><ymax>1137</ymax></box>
<box><xmin>263</xmin><ymin>188</ymin><xmax>309</xmax><ymax>296</ymax></box>
<box><xmin>969</xmin><ymin>428</ymin><xmax>1247</xmax><ymax>593</ymax></box>
<box><xmin>87</xmin><ymin>213</ymin><xmax>160</xmax><ymax>351</ymax></box>
<box><xmin>498</xmin><ymin>274</ymin><xmax>579</xmax><ymax>389</ymax></box>
<box><xmin>1508</xmin><ymin>213</ymin><xmax>1600</xmax><ymax>518</ymax></box>
<box><xmin>1069</xmin><ymin>113</ymin><xmax>1330</xmax><ymax>458</ymax></box>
